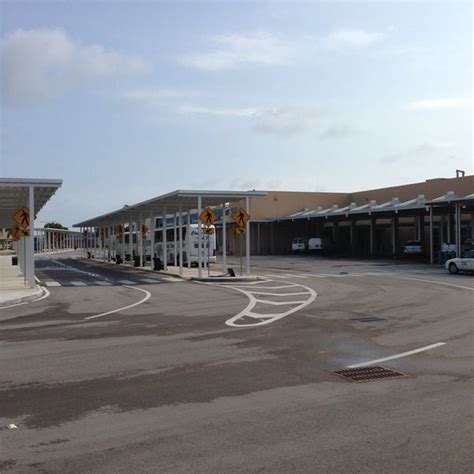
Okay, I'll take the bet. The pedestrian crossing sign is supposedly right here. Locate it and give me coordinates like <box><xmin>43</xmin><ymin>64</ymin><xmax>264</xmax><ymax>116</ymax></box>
<box><xmin>199</xmin><ymin>207</ymin><xmax>218</xmax><ymax>226</ymax></box>
<box><xmin>14</xmin><ymin>207</ymin><xmax>30</xmax><ymax>230</ymax></box>
<box><xmin>232</xmin><ymin>208</ymin><xmax>250</xmax><ymax>227</ymax></box>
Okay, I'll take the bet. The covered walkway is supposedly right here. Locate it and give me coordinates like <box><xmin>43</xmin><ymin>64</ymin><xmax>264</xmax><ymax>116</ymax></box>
<box><xmin>0</xmin><ymin>178</ymin><xmax>62</xmax><ymax>291</ymax></box>
<box><xmin>74</xmin><ymin>189</ymin><xmax>267</xmax><ymax>278</ymax></box>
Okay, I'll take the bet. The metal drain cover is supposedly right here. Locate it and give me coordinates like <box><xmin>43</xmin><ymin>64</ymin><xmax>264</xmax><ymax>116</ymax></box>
<box><xmin>334</xmin><ymin>366</ymin><xmax>404</xmax><ymax>382</ymax></box>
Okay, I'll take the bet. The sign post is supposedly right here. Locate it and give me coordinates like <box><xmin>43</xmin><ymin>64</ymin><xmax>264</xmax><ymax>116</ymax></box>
<box><xmin>232</xmin><ymin>208</ymin><xmax>250</xmax><ymax>276</ymax></box>
<box><xmin>199</xmin><ymin>207</ymin><xmax>218</xmax><ymax>275</ymax></box>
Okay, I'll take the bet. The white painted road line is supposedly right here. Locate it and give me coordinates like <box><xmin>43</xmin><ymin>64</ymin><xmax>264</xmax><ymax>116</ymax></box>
<box><xmin>84</xmin><ymin>286</ymin><xmax>151</xmax><ymax>320</ymax></box>
<box><xmin>118</xmin><ymin>280</ymin><xmax>136</xmax><ymax>285</ymax></box>
<box><xmin>70</xmin><ymin>281</ymin><xmax>87</xmax><ymax>286</ymax></box>
<box><xmin>95</xmin><ymin>281</ymin><xmax>112</xmax><ymax>286</ymax></box>
<box><xmin>347</xmin><ymin>342</ymin><xmax>447</xmax><ymax>368</ymax></box>
<box><xmin>162</xmin><ymin>277</ymin><xmax>184</xmax><ymax>282</ymax></box>
<box><xmin>45</xmin><ymin>281</ymin><xmax>61</xmax><ymax>287</ymax></box>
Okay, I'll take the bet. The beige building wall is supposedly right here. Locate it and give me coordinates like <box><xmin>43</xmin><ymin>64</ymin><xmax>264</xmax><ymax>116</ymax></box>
<box><xmin>350</xmin><ymin>175</ymin><xmax>474</xmax><ymax>205</ymax></box>
<box><xmin>244</xmin><ymin>175</ymin><xmax>473</xmax><ymax>220</ymax></box>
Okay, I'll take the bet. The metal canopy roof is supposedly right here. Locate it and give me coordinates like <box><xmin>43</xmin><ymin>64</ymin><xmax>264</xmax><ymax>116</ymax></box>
<box><xmin>279</xmin><ymin>191</ymin><xmax>473</xmax><ymax>222</ymax></box>
<box><xmin>73</xmin><ymin>189</ymin><xmax>267</xmax><ymax>227</ymax></box>
<box><xmin>0</xmin><ymin>178</ymin><xmax>62</xmax><ymax>228</ymax></box>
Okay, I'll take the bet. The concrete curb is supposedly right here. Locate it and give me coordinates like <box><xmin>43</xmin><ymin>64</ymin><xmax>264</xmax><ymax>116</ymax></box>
<box><xmin>0</xmin><ymin>286</ymin><xmax>45</xmax><ymax>308</ymax></box>
<box><xmin>190</xmin><ymin>276</ymin><xmax>263</xmax><ymax>283</ymax></box>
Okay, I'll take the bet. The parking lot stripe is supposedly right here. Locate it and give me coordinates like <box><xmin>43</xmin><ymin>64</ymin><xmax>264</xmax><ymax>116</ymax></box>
<box><xmin>70</xmin><ymin>281</ymin><xmax>87</xmax><ymax>286</ymax></box>
<box><xmin>118</xmin><ymin>280</ymin><xmax>136</xmax><ymax>285</ymax></box>
<box><xmin>347</xmin><ymin>342</ymin><xmax>447</xmax><ymax>368</ymax></box>
<box><xmin>95</xmin><ymin>281</ymin><xmax>112</xmax><ymax>286</ymax></box>
<box><xmin>44</xmin><ymin>281</ymin><xmax>61</xmax><ymax>287</ymax></box>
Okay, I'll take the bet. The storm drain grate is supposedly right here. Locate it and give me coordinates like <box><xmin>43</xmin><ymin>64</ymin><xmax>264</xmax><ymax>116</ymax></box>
<box><xmin>351</xmin><ymin>317</ymin><xmax>385</xmax><ymax>322</ymax></box>
<box><xmin>334</xmin><ymin>366</ymin><xmax>405</xmax><ymax>382</ymax></box>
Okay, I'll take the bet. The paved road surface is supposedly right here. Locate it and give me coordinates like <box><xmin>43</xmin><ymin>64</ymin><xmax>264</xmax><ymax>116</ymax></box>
<box><xmin>1</xmin><ymin>253</ymin><xmax>473</xmax><ymax>473</ymax></box>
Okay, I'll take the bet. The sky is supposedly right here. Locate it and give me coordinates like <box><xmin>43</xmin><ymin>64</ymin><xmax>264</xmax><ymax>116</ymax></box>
<box><xmin>0</xmin><ymin>0</ymin><xmax>472</xmax><ymax>227</ymax></box>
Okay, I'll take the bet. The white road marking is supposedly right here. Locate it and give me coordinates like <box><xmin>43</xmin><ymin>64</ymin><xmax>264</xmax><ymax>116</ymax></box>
<box><xmin>45</xmin><ymin>281</ymin><xmax>61</xmax><ymax>287</ymax></box>
<box><xmin>118</xmin><ymin>280</ymin><xmax>136</xmax><ymax>285</ymax></box>
<box><xmin>347</xmin><ymin>342</ymin><xmax>447</xmax><ymax>368</ymax></box>
<box><xmin>162</xmin><ymin>277</ymin><xmax>185</xmax><ymax>282</ymax></box>
<box><xmin>95</xmin><ymin>281</ymin><xmax>112</xmax><ymax>286</ymax></box>
<box><xmin>70</xmin><ymin>281</ymin><xmax>87</xmax><ymax>286</ymax></box>
<box><xmin>200</xmin><ymin>278</ymin><xmax>317</xmax><ymax>328</ymax></box>
<box><xmin>84</xmin><ymin>286</ymin><xmax>151</xmax><ymax>320</ymax></box>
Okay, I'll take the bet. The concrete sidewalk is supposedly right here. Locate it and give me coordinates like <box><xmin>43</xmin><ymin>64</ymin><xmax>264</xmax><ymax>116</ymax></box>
<box><xmin>0</xmin><ymin>255</ymin><xmax>44</xmax><ymax>307</ymax></box>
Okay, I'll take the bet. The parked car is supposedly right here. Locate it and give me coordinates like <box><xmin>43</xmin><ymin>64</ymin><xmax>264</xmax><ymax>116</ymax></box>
<box><xmin>445</xmin><ymin>250</ymin><xmax>474</xmax><ymax>274</ymax></box>
<box><xmin>404</xmin><ymin>240</ymin><xmax>422</xmax><ymax>256</ymax></box>
<box><xmin>308</xmin><ymin>237</ymin><xmax>325</xmax><ymax>252</ymax></box>
<box><xmin>292</xmin><ymin>237</ymin><xmax>306</xmax><ymax>253</ymax></box>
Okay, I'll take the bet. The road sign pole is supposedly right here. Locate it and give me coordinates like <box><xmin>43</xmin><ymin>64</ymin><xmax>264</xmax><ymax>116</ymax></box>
<box><xmin>222</xmin><ymin>202</ymin><xmax>227</xmax><ymax>272</ymax></box>
<box><xmin>197</xmin><ymin>196</ymin><xmax>202</xmax><ymax>278</ymax></box>
<box><xmin>240</xmin><ymin>235</ymin><xmax>243</xmax><ymax>276</ymax></box>
<box><xmin>207</xmin><ymin>234</ymin><xmax>210</xmax><ymax>277</ymax></box>
<box><xmin>245</xmin><ymin>197</ymin><xmax>250</xmax><ymax>276</ymax></box>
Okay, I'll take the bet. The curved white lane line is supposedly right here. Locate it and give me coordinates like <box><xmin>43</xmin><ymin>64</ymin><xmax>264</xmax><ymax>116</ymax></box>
<box><xmin>224</xmin><ymin>280</ymin><xmax>317</xmax><ymax>328</ymax></box>
<box><xmin>84</xmin><ymin>285</ymin><xmax>151</xmax><ymax>320</ymax></box>
<box><xmin>376</xmin><ymin>274</ymin><xmax>474</xmax><ymax>291</ymax></box>
<box><xmin>347</xmin><ymin>342</ymin><xmax>447</xmax><ymax>368</ymax></box>
<box><xmin>0</xmin><ymin>286</ymin><xmax>51</xmax><ymax>310</ymax></box>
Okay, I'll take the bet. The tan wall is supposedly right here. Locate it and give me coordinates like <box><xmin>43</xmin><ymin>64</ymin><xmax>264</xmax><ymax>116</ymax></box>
<box><xmin>349</xmin><ymin>175</ymin><xmax>474</xmax><ymax>205</ymax></box>
<box><xmin>242</xmin><ymin>175</ymin><xmax>473</xmax><ymax>220</ymax></box>
<box><xmin>245</xmin><ymin>191</ymin><xmax>350</xmax><ymax>220</ymax></box>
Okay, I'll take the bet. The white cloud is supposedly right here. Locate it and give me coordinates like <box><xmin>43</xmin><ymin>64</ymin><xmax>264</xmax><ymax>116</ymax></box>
<box><xmin>180</xmin><ymin>32</ymin><xmax>294</xmax><ymax>71</ymax></box>
<box><xmin>379</xmin><ymin>142</ymin><xmax>454</xmax><ymax>164</ymax></box>
<box><xmin>122</xmin><ymin>89</ymin><xmax>202</xmax><ymax>106</ymax></box>
<box><xmin>319</xmin><ymin>122</ymin><xmax>359</xmax><ymax>139</ymax></box>
<box><xmin>179</xmin><ymin>105</ymin><xmax>257</xmax><ymax>117</ymax></box>
<box><xmin>325</xmin><ymin>29</ymin><xmax>383</xmax><ymax>49</ymax></box>
<box><xmin>179</xmin><ymin>104</ymin><xmax>320</xmax><ymax>135</ymax></box>
<box><xmin>1</xmin><ymin>28</ymin><xmax>150</xmax><ymax>105</ymax></box>
<box><xmin>252</xmin><ymin>107</ymin><xmax>320</xmax><ymax>135</ymax></box>
<box><xmin>406</xmin><ymin>97</ymin><xmax>472</xmax><ymax>111</ymax></box>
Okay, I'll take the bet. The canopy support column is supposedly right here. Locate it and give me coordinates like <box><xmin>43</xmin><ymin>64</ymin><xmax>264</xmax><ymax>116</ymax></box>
<box><xmin>197</xmin><ymin>196</ymin><xmax>202</xmax><ymax>278</ymax></box>
<box><xmin>163</xmin><ymin>207</ymin><xmax>167</xmax><ymax>271</ymax></box>
<box><xmin>187</xmin><ymin>211</ymin><xmax>191</xmax><ymax>269</ymax></box>
<box><xmin>222</xmin><ymin>202</ymin><xmax>227</xmax><ymax>272</ymax></box>
<box><xmin>429</xmin><ymin>206</ymin><xmax>434</xmax><ymax>265</ymax></box>
<box><xmin>173</xmin><ymin>213</ymin><xmax>177</xmax><ymax>267</ymax></box>
<box><xmin>25</xmin><ymin>185</ymin><xmax>35</xmax><ymax>288</ymax></box>
<box><xmin>150</xmin><ymin>211</ymin><xmax>155</xmax><ymax>269</ymax></box>
<box><xmin>178</xmin><ymin>203</ymin><xmax>183</xmax><ymax>276</ymax></box>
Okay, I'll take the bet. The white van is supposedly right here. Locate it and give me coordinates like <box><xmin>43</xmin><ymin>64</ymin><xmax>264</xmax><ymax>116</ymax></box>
<box><xmin>292</xmin><ymin>237</ymin><xmax>306</xmax><ymax>253</ymax></box>
<box><xmin>308</xmin><ymin>237</ymin><xmax>324</xmax><ymax>252</ymax></box>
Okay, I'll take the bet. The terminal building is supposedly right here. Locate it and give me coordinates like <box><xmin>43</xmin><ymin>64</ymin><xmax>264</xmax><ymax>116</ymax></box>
<box><xmin>226</xmin><ymin>174</ymin><xmax>473</xmax><ymax>263</ymax></box>
<box><xmin>75</xmin><ymin>174</ymin><xmax>473</xmax><ymax>271</ymax></box>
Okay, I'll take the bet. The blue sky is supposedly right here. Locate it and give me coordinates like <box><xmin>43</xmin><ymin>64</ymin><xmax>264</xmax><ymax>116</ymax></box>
<box><xmin>1</xmin><ymin>1</ymin><xmax>472</xmax><ymax>227</ymax></box>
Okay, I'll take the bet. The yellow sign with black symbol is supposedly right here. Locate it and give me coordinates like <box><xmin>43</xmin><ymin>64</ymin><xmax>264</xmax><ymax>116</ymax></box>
<box><xmin>203</xmin><ymin>226</ymin><xmax>215</xmax><ymax>235</ymax></box>
<box><xmin>14</xmin><ymin>207</ymin><xmax>30</xmax><ymax>230</ymax></box>
<box><xmin>233</xmin><ymin>226</ymin><xmax>246</xmax><ymax>237</ymax></box>
<box><xmin>199</xmin><ymin>207</ymin><xmax>218</xmax><ymax>226</ymax></box>
<box><xmin>232</xmin><ymin>208</ymin><xmax>250</xmax><ymax>228</ymax></box>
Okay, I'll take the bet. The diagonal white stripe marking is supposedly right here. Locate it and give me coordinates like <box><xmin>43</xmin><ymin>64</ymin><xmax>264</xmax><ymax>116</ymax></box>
<box><xmin>95</xmin><ymin>281</ymin><xmax>112</xmax><ymax>286</ymax></box>
<box><xmin>85</xmin><ymin>286</ymin><xmax>151</xmax><ymax>320</ymax></box>
<box><xmin>70</xmin><ymin>281</ymin><xmax>87</xmax><ymax>286</ymax></box>
<box><xmin>347</xmin><ymin>342</ymin><xmax>447</xmax><ymax>368</ymax></box>
<box><xmin>118</xmin><ymin>280</ymin><xmax>136</xmax><ymax>285</ymax></box>
<box><xmin>45</xmin><ymin>281</ymin><xmax>61</xmax><ymax>287</ymax></box>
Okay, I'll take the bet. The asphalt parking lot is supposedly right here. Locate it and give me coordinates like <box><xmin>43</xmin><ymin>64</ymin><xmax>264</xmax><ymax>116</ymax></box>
<box><xmin>1</xmin><ymin>253</ymin><xmax>473</xmax><ymax>473</ymax></box>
